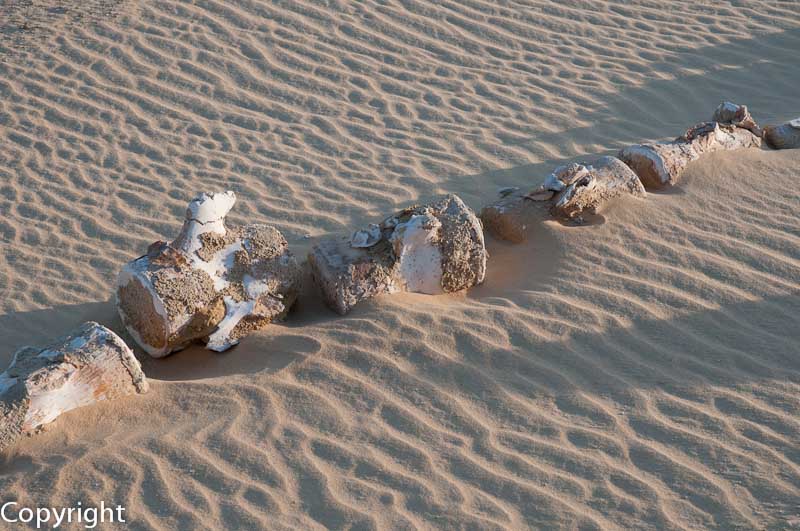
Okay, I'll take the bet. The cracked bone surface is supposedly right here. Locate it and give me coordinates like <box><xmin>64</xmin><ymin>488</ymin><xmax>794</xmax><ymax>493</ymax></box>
<box><xmin>711</xmin><ymin>101</ymin><xmax>762</xmax><ymax>136</ymax></box>
<box><xmin>764</xmin><ymin>118</ymin><xmax>800</xmax><ymax>150</ymax></box>
<box><xmin>0</xmin><ymin>322</ymin><xmax>148</xmax><ymax>452</ymax></box>
<box><xmin>480</xmin><ymin>156</ymin><xmax>645</xmax><ymax>242</ymax></box>
<box><xmin>309</xmin><ymin>194</ymin><xmax>487</xmax><ymax>315</ymax></box>
<box><xmin>116</xmin><ymin>191</ymin><xmax>301</xmax><ymax>357</ymax></box>
<box><xmin>618</xmin><ymin>102</ymin><xmax>762</xmax><ymax>189</ymax></box>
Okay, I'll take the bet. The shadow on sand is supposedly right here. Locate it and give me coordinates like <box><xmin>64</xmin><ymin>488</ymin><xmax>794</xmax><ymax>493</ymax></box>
<box><xmin>0</xmin><ymin>269</ymin><xmax>797</xmax><ymax>392</ymax></box>
<box><xmin>429</xmin><ymin>27</ymin><xmax>800</xmax><ymax>211</ymax></box>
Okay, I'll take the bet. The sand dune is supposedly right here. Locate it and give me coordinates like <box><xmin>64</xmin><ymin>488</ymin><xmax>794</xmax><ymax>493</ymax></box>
<box><xmin>1</xmin><ymin>1</ymin><xmax>799</xmax><ymax>529</ymax></box>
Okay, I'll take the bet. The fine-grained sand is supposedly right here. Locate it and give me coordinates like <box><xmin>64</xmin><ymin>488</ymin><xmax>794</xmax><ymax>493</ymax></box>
<box><xmin>1</xmin><ymin>1</ymin><xmax>799</xmax><ymax>529</ymax></box>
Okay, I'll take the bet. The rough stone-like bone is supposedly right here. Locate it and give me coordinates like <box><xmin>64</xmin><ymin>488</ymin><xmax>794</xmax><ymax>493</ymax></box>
<box><xmin>117</xmin><ymin>191</ymin><xmax>301</xmax><ymax>357</ymax></box>
<box><xmin>480</xmin><ymin>156</ymin><xmax>645</xmax><ymax>242</ymax></box>
<box><xmin>712</xmin><ymin>101</ymin><xmax>762</xmax><ymax>136</ymax></box>
<box><xmin>618</xmin><ymin>102</ymin><xmax>762</xmax><ymax>188</ymax></box>
<box><xmin>0</xmin><ymin>322</ymin><xmax>148</xmax><ymax>452</ymax></box>
<box><xmin>764</xmin><ymin>118</ymin><xmax>800</xmax><ymax>150</ymax></box>
<box><xmin>479</xmin><ymin>189</ymin><xmax>549</xmax><ymax>244</ymax></box>
<box><xmin>543</xmin><ymin>157</ymin><xmax>646</xmax><ymax>219</ymax></box>
<box><xmin>309</xmin><ymin>194</ymin><xmax>486</xmax><ymax>315</ymax></box>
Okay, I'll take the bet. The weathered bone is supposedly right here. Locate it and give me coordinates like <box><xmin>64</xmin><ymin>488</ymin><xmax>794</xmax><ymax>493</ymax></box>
<box><xmin>712</xmin><ymin>101</ymin><xmax>762</xmax><ymax>136</ymax></box>
<box><xmin>0</xmin><ymin>322</ymin><xmax>148</xmax><ymax>452</ymax></box>
<box><xmin>479</xmin><ymin>190</ymin><xmax>549</xmax><ymax>243</ymax></box>
<box><xmin>548</xmin><ymin>157</ymin><xmax>646</xmax><ymax>219</ymax></box>
<box><xmin>763</xmin><ymin>118</ymin><xmax>800</xmax><ymax>150</ymax></box>
<box><xmin>350</xmin><ymin>223</ymin><xmax>382</xmax><ymax>248</ymax></box>
<box><xmin>117</xmin><ymin>191</ymin><xmax>301</xmax><ymax>357</ymax></box>
<box><xmin>618</xmin><ymin>102</ymin><xmax>762</xmax><ymax>188</ymax></box>
<box><xmin>309</xmin><ymin>194</ymin><xmax>486</xmax><ymax>315</ymax></box>
<box><xmin>480</xmin><ymin>156</ymin><xmax>645</xmax><ymax>242</ymax></box>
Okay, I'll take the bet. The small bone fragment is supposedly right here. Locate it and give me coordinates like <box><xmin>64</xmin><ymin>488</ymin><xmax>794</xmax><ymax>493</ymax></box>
<box><xmin>309</xmin><ymin>194</ymin><xmax>486</xmax><ymax>315</ymax></box>
<box><xmin>0</xmin><ymin>322</ymin><xmax>148</xmax><ymax>452</ymax></box>
<box><xmin>763</xmin><ymin>118</ymin><xmax>800</xmax><ymax>150</ymax></box>
<box><xmin>497</xmin><ymin>187</ymin><xmax>519</xmax><ymax>197</ymax></box>
<box><xmin>350</xmin><ymin>223</ymin><xmax>382</xmax><ymax>248</ymax></box>
<box><xmin>117</xmin><ymin>191</ymin><xmax>301</xmax><ymax>357</ymax></box>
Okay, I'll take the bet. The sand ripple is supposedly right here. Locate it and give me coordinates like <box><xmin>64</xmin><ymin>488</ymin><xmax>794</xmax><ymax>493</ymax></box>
<box><xmin>1</xmin><ymin>1</ymin><xmax>799</xmax><ymax>529</ymax></box>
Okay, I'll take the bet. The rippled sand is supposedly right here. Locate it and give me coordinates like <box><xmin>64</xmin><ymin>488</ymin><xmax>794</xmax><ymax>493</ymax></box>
<box><xmin>1</xmin><ymin>1</ymin><xmax>799</xmax><ymax>529</ymax></box>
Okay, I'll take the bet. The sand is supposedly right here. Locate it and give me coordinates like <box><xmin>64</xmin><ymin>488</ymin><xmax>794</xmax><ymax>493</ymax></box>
<box><xmin>1</xmin><ymin>1</ymin><xmax>799</xmax><ymax>529</ymax></box>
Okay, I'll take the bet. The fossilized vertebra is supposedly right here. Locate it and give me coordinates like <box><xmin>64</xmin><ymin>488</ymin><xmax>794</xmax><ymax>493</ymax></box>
<box><xmin>117</xmin><ymin>191</ymin><xmax>301</xmax><ymax>357</ymax></box>
<box><xmin>0</xmin><ymin>322</ymin><xmax>148</xmax><ymax>452</ymax></box>
<box><xmin>309</xmin><ymin>194</ymin><xmax>487</xmax><ymax>315</ymax></box>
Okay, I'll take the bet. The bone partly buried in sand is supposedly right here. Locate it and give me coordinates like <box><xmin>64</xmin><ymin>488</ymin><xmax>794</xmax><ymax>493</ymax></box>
<box><xmin>308</xmin><ymin>194</ymin><xmax>487</xmax><ymax>315</ymax></box>
<box><xmin>0</xmin><ymin>322</ymin><xmax>148</xmax><ymax>452</ymax></box>
<box><xmin>2</xmin><ymin>102</ymin><xmax>794</xmax><ymax>453</ymax></box>
<box><xmin>480</xmin><ymin>156</ymin><xmax>646</xmax><ymax>242</ymax></box>
<box><xmin>764</xmin><ymin>118</ymin><xmax>800</xmax><ymax>150</ymax></box>
<box><xmin>618</xmin><ymin>102</ymin><xmax>762</xmax><ymax>188</ymax></box>
<box><xmin>116</xmin><ymin>191</ymin><xmax>302</xmax><ymax>357</ymax></box>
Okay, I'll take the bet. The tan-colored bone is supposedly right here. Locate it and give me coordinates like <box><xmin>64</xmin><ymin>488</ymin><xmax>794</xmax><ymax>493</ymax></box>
<box><xmin>116</xmin><ymin>191</ymin><xmax>301</xmax><ymax>357</ymax></box>
<box><xmin>309</xmin><ymin>194</ymin><xmax>486</xmax><ymax>315</ymax></box>
<box><xmin>764</xmin><ymin>118</ymin><xmax>800</xmax><ymax>150</ymax></box>
<box><xmin>0</xmin><ymin>322</ymin><xmax>148</xmax><ymax>452</ymax></box>
<box><xmin>618</xmin><ymin>102</ymin><xmax>762</xmax><ymax>188</ymax></box>
<box><xmin>480</xmin><ymin>156</ymin><xmax>645</xmax><ymax>241</ymax></box>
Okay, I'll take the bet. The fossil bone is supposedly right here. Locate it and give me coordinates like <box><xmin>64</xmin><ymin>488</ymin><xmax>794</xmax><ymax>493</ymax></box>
<box><xmin>763</xmin><ymin>118</ymin><xmax>800</xmax><ymax>150</ymax></box>
<box><xmin>481</xmin><ymin>156</ymin><xmax>645</xmax><ymax>241</ymax></box>
<box><xmin>309</xmin><ymin>194</ymin><xmax>486</xmax><ymax>315</ymax></box>
<box><xmin>0</xmin><ymin>322</ymin><xmax>148</xmax><ymax>452</ymax></box>
<box><xmin>618</xmin><ymin>102</ymin><xmax>762</xmax><ymax>188</ymax></box>
<box><xmin>116</xmin><ymin>191</ymin><xmax>301</xmax><ymax>357</ymax></box>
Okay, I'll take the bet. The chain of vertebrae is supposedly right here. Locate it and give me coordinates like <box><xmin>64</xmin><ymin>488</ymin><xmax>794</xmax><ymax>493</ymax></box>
<box><xmin>0</xmin><ymin>101</ymin><xmax>798</xmax><ymax>452</ymax></box>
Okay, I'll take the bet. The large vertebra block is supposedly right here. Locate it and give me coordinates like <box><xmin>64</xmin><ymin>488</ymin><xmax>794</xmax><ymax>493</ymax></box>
<box><xmin>117</xmin><ymin>191</ymin><xmax>301</xmax><ymax>357</ymax></box>
<box><xmin>309</xmin><ymin>194</ymin><xmax>487</xmax><ymax>315</ymax></box>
